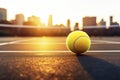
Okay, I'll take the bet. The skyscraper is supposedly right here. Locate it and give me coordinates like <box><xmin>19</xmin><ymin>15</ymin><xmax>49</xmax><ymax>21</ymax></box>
<box><xmin>28</xmin><ymin>15</ymin><xmax>41</xmax><ymax>26</ymax></box>
<box><xmin>48</xmin><ymin>15</ymin><xmax>53</xmax><ymax>27</ymax></box>
<box><xmin>15</xmin><ymin>14</ymin><xmax>25</xmax><ymax>25</ymax></box>
<box><xmin>83</xmin><ymin>16</ymin><xmax>96</xmax><ymax>26</ymax></box>
<box><xmin>74</xmin><ymin>22</ymin><xmax>79</xmax><ymax>30</ymax></box>
<box><xmin>0</xmin><ymin>8</ymin><xmax>7</xmax><ymax>21</ymax></box>
<box><xmin>110</xmin><ymin>16</ymin><xmax>113</xmax><ymax>25</ymax></box>
<box><xmin>109</xmin><ymin>16</ymin><xmax>119</xmax><ymax>26</ymax></box>
<box><xmin>98</xmin><ymin>19</ymin><xmax>106</xmax><ymax>26</ymax></box>
<box><xmin>67</xmin><ymin>19</ymin><xmax>70</xmax><ymax>28</ymax></box>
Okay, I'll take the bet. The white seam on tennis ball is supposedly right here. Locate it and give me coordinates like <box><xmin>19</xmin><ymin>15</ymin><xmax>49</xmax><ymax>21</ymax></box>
<box><xmin>73</xmin><ymin>36</ymin><xmax>90</xmax><ymax>53</ymax></box>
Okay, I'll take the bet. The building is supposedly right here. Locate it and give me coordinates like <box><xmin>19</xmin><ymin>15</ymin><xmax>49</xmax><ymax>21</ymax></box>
<box><xmin>83</xmin><ymin>16</ymin><xmax>96</xmax><ymax>26</ymax></box>
<box><xmin>110</xmin><ymin>16</ymin><xmax>113</xmax><ymax>25</ymax></box>
<box><xmin>0</xmin><ymin>8</ymin><xmax>7</xmax><ymax>21</ymax></box>
<box><xmin>98</xmin><ymin>19</ymin><xmax>106</xmax><ymax>26</ymax></box>
<box><xmin>67</xmin><ymin>19</ymin><xmax>71</xmax><ymax>28</ymax></box>
<box><xmin>48</xmin><ymin>15</ymin><xmax>53</xmax><ymax>27</ymax></box>
<box><xmin>109</xmin><ymin>16</ymin><xmax>119</xmax><ymax>26</ymax></box>
<box><xmin>28</xmin><ymin>15</ymin><xmax>41</xmax><ymax>26</ymax></box>
<box><xmin>74</xmin><ymin>22</ymin><xmax>79</xmax><ymax>30</ymax></box>
<box><xmin>15</xmin><ymin>14</ymin><xmax>24</xmax><ymax>25</ymax></box>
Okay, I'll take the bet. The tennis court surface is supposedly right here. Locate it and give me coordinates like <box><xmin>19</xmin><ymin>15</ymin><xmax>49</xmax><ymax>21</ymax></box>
<box><xmin>0</xmin><ymin>37</ymin><xmax>120</xmax><ymax>80</ymax></box>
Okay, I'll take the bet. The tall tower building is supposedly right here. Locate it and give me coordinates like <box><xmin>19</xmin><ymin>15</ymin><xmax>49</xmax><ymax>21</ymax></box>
<box><xmin>110</xmin><ymin>16</ymin><xmax>113</xmax><ymax>25</ymax></box>
<box><xmin>74</xmin><ymin>22</ymin><xmax>79</xmax><ymax>30</ymax></box>
<box><xmin>109</xmin><ymin>16</ymin><xmax>119</xmax><ymax>26</ymax></box>
<box><xmin>48</xmin><ymin>15</ymin><xmax>53</xmax><ymax>27</ymax></box>
<box><xmin>67</xmin><ymin>19</ymin><xmax>70</xmax><ymax>28</ymax></box>
<box><xmin>0</xmin><ymin>8</ymin><xmax>7</xmax><ymax>21</ymax></box>
<box><xmin>15</xmin><ymin>14</ymin><xmax>25</xmax><ymax>25</ymax></box>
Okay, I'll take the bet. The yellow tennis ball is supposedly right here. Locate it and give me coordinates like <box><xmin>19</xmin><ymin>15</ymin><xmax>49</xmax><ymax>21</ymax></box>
<box><xmin>66</xmin><ymin>30</ymin><xmax>91</xmax><ymax>54</ymax></box>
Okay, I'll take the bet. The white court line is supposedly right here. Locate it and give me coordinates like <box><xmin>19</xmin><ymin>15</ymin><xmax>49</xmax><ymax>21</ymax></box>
<box><xmin>88</xmin><ymin>50</ymin><xmax>120</xmax><ymax>52</ymax></box>
<box><xmin>0</xmin><ymin>50</ymin><xmax>71</xmax><ymax>53</ymax></box>
<box><xmin>13</xmin><ymin>43</ymin><xmax>65</xmax><ymax>44</ymax></box>
<box><xmin>0</xmin><ymin>50</ymin><xmax>120</xmax><ymax>53</ymax></box>
<box><xmin>7</xmin><ymin>40</ymin><xmax>120</xmax><ymax>45</ymax></box>
<box><xmin>1</xmin><ymin>39</ymin><xmax>119</xmax><ymax>46</ymax></box>
<box><xmin>0</xmin><ymin>39</ymin><xmax>35</xmax><ymax>46</ymax></box>
<box><xmin>93</xmin><ymin>40</ymin><xmax>120</xmax><ymax>44</ymax></box>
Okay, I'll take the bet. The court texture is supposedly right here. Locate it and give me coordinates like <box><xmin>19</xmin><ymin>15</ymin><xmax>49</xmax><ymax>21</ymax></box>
<box><xmin>0</xmin><ymin>37</ymin><xmax>120</xmax><ymax>80</ymax></box>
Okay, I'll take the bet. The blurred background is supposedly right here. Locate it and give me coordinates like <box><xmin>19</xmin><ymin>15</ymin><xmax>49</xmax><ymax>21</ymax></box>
<box><xmin>0</xmin><ymin>0</ymin><xmax>120</xmax><ymax>36</ymax></box>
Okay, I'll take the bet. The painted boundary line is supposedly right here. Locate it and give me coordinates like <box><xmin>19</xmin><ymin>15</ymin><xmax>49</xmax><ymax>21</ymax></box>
<box><xmin>0</xmin><ymin>50</ymin><xmax>71</xmax><ymax>53</ymax></box>
<box><xmin>0</xmin><ymin>38</ymin><xmax>35</xmax><ymax>46</ymax></box>
<box><xmin>93</xmin><ymin>40</ymin><xmax>120</xmax><ymax>44</ymax></box>
<box><xmin>1</xmin><ymin>39</ymin><xmax>120</xmax><ymax>45</ymax></box>
<box><xmin>11</xmin><ymin>43</ymin><xmax>65</xmax><ymax>44</ymax></box>
<box><xmin>0</xmin><ymin>38</ymin><xmax>120</xmax><ymax>46</ymax></box>
<box><xmin>88</xmin><ymin>50</ymin><xmax>120</xmax><ymax>52</ymax></box>
<box><xmin>0</xmin><ymin>50</ymin><xmax>120</xmax><ymax>53</ymax></box>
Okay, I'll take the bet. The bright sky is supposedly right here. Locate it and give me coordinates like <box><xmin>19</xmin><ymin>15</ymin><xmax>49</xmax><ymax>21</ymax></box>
<box><xmin>0</xmin><ymin>0</ymin><xmax>120</xmax><ymax>26</ymax></box>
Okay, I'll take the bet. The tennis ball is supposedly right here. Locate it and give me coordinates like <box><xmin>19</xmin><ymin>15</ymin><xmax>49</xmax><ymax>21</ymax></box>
<box><xmin>66</xmin><ymin>30</ymin><xmax>91</xmax><ymax>54</ymax></box>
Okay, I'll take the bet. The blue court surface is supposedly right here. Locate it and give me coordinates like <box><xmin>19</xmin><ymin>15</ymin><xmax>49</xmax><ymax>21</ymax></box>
<box><xmin>0</xmin><ymin>37</ymin><xmax>120</xmax><ymax>80</ymax></box>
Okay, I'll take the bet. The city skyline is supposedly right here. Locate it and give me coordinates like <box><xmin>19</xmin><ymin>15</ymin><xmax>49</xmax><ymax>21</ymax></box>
<box><xmin>0</xmin><ymin>0</ymin><xmax>120</xmax><ymax>26</ymax></box>
<box><xmin>0</xmin><ymin>7</ymin><xmax>119</xmax><ymax>29</ymax></box>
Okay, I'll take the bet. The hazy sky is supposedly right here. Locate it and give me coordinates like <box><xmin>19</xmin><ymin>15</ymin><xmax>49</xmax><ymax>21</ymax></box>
<box><xmin>0</xmin><ymin>0</ymin><xmax>120</xmax><ymax>26</ymax></box>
